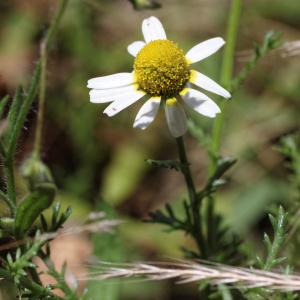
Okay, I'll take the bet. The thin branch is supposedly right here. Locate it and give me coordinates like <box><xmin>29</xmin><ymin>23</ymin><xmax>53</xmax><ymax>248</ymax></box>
<box><xmin>176</xmin><ymin>137</ymin><xmax>206</xmax><ymax>258</ymax></box>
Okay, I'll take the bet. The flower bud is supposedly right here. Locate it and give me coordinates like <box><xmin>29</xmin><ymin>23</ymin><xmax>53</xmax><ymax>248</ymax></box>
<box><xmin>21</xmin><ymin>155</ymin><xmax>54</xmax><ymax>190</ymax></box>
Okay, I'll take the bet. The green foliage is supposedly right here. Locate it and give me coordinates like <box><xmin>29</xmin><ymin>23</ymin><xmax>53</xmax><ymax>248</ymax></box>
<box><xmin>128</xmin><ymin>0</ymin><xmax>161</xmax><ymax>10</ymax></box>
<box><xmin>245</xmin><ymin>207</ymin><xmax>293</xmax><ymax>300</ymax></box>
<box><xmin>14</xmin><ymin>183</ymin><xmax>56</xmax><ymax>237</ymax></box>
<box><xmin>21</xmin><ymin>155</ymin><xmax>54</xmax><ymax>191</ymax></box>
<box><xmin>47</xmin><ymin>263</ymin><xmax>85</xmax><ymax>300</ymax></box>
<box><xmin>146</xmin><ymin>158</ymin><xmax>185</xmax><ymax>172</ymax></box>
<box><xmin>232</xmin><ymin>31</ymin><xmax>282</xmax><ymax>91</ymax></box>
<box><xmin>0</xmin><ymin>0</ymin><xmax>299</xmax><ymax>299</ymax></box>
<box><xmin>277</xmin><ymin>135</ymin><xmax>300</xmax><ymax>193</ymax></box>
<box><xmin>4</xmin><ymin>86</ymin><xmax>23</xmax><ymax>144</ymax></box>
<box><xmin>149</xmin><ymin>155</ymin><xmax>242</xmax><ymax>262</ymax></box>
<box><xmin>6</xmin><ymin>62</ymin><xmax>41</xmax><ymax>159</ymax></box>
<box><xmin>0</xmin><ymin>1</ymin><xmax>75</xmax><ymax>299</ymax></box>
<box><xmin>0</xmin><ymin>95</ymin><xmax>9</xmax><ymax>119</ymax></box>
<box><xmin>257</xmin><ymin>206</ymin><xmax>287</xmax><ymax>270</ymax></box>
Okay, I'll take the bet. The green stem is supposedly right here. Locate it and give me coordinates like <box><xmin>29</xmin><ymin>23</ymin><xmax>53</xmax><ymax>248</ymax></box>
<box><xmin>210</xmin><ymin>0</ymin><xmax>242</xmax><ymax>173</ymax></box>
<box><xmin>0</xmin><ymin>118</ymin><xmax>16</xmax><ymax>212</ymax></box>
<box><xmin>176</xmin><ymin>137</ymin><xmax>207</xmax><ymax>257</ymax></box>
<box><xmin>33</xmin><ymin>0</ymin><xmax>69</xmax><ymax>158</ymax></box>
<box><xmin>206</xmin><ymin>195</ymin><xmax>215</xmax><ymax>252</ymax></box>
<box><xmin>7</xmin><ymin>62</ymin><xmax>41</xmax><ymax>157</ymax></box>
<box><xmin>4</xmin><ymin>62</ymin><xmax>42</xmax><ymax>213</ymax></box>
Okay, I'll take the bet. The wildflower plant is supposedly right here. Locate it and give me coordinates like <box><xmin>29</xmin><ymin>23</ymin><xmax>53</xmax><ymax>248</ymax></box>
<box><xmin>0</xmin><ymin>0</ymin><xmax>299</xmax><ymax>299</ymax></box>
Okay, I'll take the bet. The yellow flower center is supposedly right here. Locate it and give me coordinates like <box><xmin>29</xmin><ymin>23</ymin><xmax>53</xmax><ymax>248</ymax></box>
<box><xmin>134</xmin><ymin>40</ymin><xmax>190</xmax><ymax>98</ymax></box>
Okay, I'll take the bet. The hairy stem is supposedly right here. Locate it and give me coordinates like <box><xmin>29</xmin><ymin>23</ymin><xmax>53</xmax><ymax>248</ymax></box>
<box><xmin>33</xmin><ymin>0</ymin><xmax>69</xmax><ymax>158</ymax></box>
<box><xmin>176</xmin><ymin>137</ymin><xmax>207</xmax><ymax>257</ymax></box>
<box><xmin>210</xmin><ymin>0</ymin><xmax>242</xmax><ymax>173</ymax></box>
<box><xmin>2</xmin><ymin>162</ymin><xmax>16</xmax><ymax>214</ymax></box>
<box><xmin>4</xmin><ymin>62</ymin><xmax>41</xmax><ymax>215</ymax></box>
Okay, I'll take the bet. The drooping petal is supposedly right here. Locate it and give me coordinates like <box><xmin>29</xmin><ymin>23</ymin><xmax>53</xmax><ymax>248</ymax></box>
<box><xmin>133</xmin><ymin>97</ymin><xmax>161</xmax><ymax>130</ymax></box>
<box><xmin>142</xmin><ymin>16</ymin><xmax>167</xmax><ymax>43</ymax></box>
<box><xmin>180</xmin><ymin>88</ymin><xmax>220</xmax><ymax>118</ymax></box>
<box><xmin>127</xmin><ymin>41</ymin><xmax>146</xmax><ymax>57</ymax></box>
<box><xmin>164</xmin><ymin>98</ymin><xmax>187</xmax><ymax>138</ymax></box>
<box><xmin>87</xmin><ymin>72</ymin><xmax>134</xmax><ymax>89</ymax></box>
<box><xmin>185</xmin><ymin>37</ymin><xmax>225</xmax><ymax>64</ymax></box>
<box><xmin>190</xmin><ymin>70</ymin><xmax>231</xmax><ymax>99</ymax></box>
<box><xmin>103</xmin><ymin>87</ymin><xmax>146</xmax><ymax>117</ymax></box>
<box><xmin>89</xmin><ymin>85</ymin><xmax>139</xmax><ymax>103</ymax></box>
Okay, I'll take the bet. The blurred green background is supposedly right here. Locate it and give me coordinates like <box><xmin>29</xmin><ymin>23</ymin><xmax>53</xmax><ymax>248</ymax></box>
<box><xmin>0</xmin><ymin>0</ymin><xmax>299</xmax><ymax>299</ymax></box>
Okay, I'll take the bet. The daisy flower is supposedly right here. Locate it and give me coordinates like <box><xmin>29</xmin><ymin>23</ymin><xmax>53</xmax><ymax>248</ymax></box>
<box><xmin>87</xmin><ymin>16</ymin><xmax>231</xmax><ymax>137</ymax></box>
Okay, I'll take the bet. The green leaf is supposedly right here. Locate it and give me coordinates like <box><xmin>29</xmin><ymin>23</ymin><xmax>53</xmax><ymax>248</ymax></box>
<box><xmin>146</xmin><ymin>159</ymin><xmax>186</xmax><ymax>172</ymax></box>
<box><xmin>7</xmin><ymin>62</ymin><xmax>41</xmax><ymax>158</ymax></box>
<box><xmin>15</xmin><ymin>183</ymin><xmax>56</xmax><ymax>237</ymax></box>
<box><xmin>210</xmin><ymin>157</ymin><xmax>237</xmax><ymax>181</ymax></box>
<box><xmin>206</xmin><ymin>156</ymin><xmax>237</xmax><ymax>190</ymax></box>
<box><xmin>4</xmin><ymin>86</ymin><xmax>23</xmax><ymax>143</ymax></box>
<box><xmin>39</xmin><ymin>214</ymin><xmax>48</xmax><ymax>231</ymax></box>
<box><xmin>128</xmin><ymin>0</ymin><xmax>161</xmax><ymax>10</ymax></box>
<box><xmin>0</xmin><ymin>95</ymin><xmax>9</xmax><ymax>119</ymax></box>
<box><xmin>262</xmin><ymin>206</ymin><xmax>288</xmax><ymax>271</ymax></box>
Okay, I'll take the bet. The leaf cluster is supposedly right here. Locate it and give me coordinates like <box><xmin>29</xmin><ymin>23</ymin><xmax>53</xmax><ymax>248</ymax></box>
<box><xmin>148</xmin><ymin>156</ymin><xmax>242</xmax><ymax>262</ymax></box>
<box><xmin>0</xmin><ymin>53</ymin><xmax>73</xmax><ymax>300</ymax></box>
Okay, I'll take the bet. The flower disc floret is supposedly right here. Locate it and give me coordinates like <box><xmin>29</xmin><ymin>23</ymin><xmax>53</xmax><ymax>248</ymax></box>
<box><xmin>134</xmin><ymin>40</ymin><xmax>190</xmax><ymax>97</ymax></box>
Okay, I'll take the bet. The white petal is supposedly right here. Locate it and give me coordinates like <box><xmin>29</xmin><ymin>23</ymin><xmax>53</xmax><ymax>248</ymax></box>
<box><xmin>87</xmin><ymin>72</ymin><xmax>134</xmax><ymax>89</ymax></box>
<box><xmin>133</xmin><ymin>97</ymin><xmax>161</xmax><ymax>130</ymax></box>
<box><xmin>128</xmin><ymin>41</ymin><xmax>146</xmax><ymax>57</ymax></box>
<box><xmin>164</xmin><ymin>98</ymin><xmax>187</xmax><ymax>138</ymax></box>
<box><xmin>186</xmin><ymin>37</ymin><xmax>225</xmax><ymax>63</ymax></box>
<box><xmin>103</xmin><ymin>88</ymin><xmax>146</xmax><ymax>117</ymax></box>
<box><xmin>142</xmin><ymin>16</ymin><xmax>167</xmax><ymax>43</ymax></box>
<box><xmin>190</xmin><ymin>70</ymin><xmax>231</xmax><ymax>99</ymax></box>
<box><xmin>180</xmin><ymin>88</ymin><xmax>220</xmax><ymax>118</ymax></box>
<box><xmin>89</xmin><ymin>85</ymin><xmax>138</xmax><ymax>103</ymax></box>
